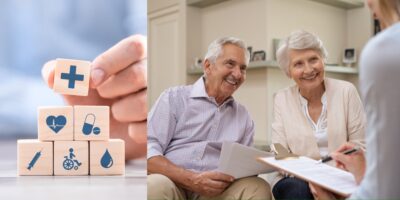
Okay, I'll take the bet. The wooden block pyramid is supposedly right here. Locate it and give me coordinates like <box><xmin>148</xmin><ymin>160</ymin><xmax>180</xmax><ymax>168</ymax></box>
<box><xmin>17</xmin><ymin>59</ymin><xmax>125</xmax><ymax>176</ymax></box>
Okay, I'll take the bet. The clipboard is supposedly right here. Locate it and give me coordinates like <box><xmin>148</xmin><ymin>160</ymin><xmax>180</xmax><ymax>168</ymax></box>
<box><xmin>270</xmin><ymin>143</ymin><xmax>299</xmax><ymax>160</ymax></box>
<box><xmin>257</xmin><ymin>156</ymin><xmax>357</xmax><ymax>197</ymax></box>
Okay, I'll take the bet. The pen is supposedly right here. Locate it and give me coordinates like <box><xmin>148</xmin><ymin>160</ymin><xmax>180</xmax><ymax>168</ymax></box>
<box><xmin>317</xmin><ymin>146</ymin><xmax>361</xmax><ymax>164</ymax></box>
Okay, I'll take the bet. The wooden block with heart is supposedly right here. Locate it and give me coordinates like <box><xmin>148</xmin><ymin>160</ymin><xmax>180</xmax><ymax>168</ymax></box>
<box><xmin>38</xmin><ymin>106</ymin><xmax>73</xmax><ymax>141</ymax></box>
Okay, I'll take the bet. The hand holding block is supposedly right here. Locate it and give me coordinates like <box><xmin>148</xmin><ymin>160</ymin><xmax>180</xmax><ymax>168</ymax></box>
<box><xmin>17</xmin><ymin>140</ymin><xmax>53</xmax><ymax>175</ymax></box>
<box><xmin>38</xmin><ymin>106</ymin><xmax>73</xmax><ymax>141</ymax></box>
<box><xmin>90</xmin><ymin>139</ymin><xmax>125</xmax><ymax>175</ymax></box>
<box><xmin>74</xmin><ymin>106</ymin><xmax>110</xmax><ymax>141</ymax></box>
<box><xmin>53</xmin><ymin>58</ymin><xmax>91</xmax><ymax>96</ymax></box>
<box><xmin>54</xmin><ymin>141</ymin><xmax>89</xmax><ymax>175</ymax></box>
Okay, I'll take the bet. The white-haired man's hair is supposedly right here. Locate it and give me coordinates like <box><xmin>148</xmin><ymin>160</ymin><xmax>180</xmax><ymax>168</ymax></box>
<box><xmin>276</xmin><ymin>30</ymin><xmax>328</xmax><ymax>77</ymax></box>
<box><xmin>204</xmin><ymin>37</ymin><xmax>250</xmax><ymax>66</ymax></box>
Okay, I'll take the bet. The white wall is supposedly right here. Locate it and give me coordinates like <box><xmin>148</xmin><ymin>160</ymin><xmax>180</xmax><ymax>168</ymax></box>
<box><xmin>346</xmin><ymin>5</ymin><xmax>373</xmax><ymax>63</ymax></box>
<box><xmin>266</xmin><ymin>0</ymin><xmax>347</xmax><ymax>64</ymax></box>
<box><xmin>200</xmin><ymin>0</ymin><xmax>268</xmax><ymax>54</ymax></box>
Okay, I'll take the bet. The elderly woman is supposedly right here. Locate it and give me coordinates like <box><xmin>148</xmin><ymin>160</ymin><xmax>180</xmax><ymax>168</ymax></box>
<box><xmin>270</xmin><ymin>30</ymin><xmax>366</xmax><ymax>200</ymax></box>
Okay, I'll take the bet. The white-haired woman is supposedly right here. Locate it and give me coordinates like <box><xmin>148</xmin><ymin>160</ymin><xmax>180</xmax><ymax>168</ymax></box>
<box><xmin>270</xmin><ymin>30</ymin><xmax>366</xmax><ymax>199</ymax></box>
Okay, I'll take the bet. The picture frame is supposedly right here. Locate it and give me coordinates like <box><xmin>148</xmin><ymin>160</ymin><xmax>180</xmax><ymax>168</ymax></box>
<box><xmin>273</xmin><ymin>39</ymin><xmax>282</xmax><ymax>60</ymax></box>
<box><xmin>374</xmin><ymin>19</ymin><xmax>381</xmax><ymax>35</ymax></box>
<box><xmin>343</xmin><ymin>48</ymin><xmax>356</xmax><ymax>64</ymax></box>
<box><xmin>195</xmin><ymin>57</ymin><xmax>203</xmax><ymax>66</ymax></box>
<box><xmin>247</xmin><ymin>46</ymin><xmax>253</xmax><ymax>58</ymax></box>
<box><xmin>251</xmin><ymin>50</ymin><xmax>266</xmax><ymax>62</ymax></box>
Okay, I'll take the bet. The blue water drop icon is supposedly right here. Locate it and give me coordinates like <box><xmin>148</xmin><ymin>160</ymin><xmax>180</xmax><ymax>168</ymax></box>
<box><xmin>100</xmin><ymin>149</ymin><xmax>113</xmax><ymax>168</ymax></box>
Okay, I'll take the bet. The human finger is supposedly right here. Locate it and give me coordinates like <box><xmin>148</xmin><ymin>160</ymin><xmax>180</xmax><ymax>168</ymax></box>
<box><xmin>204</xmin><ymin>179</ymin><xmax>230</xmax><ymax>190</ymax></box>
<box><xmin>91</xmin><ymin>35</ymin><xmax>147</xmax><ymax>88</ymax></box>
<box><xmin>128</xmin><ymin>121</ymin><xmax>147</xmax><ymax>144</ymax></box>
<box><xmin>41</xmin><ymin>60</ymin><xmax>56</xmax><ymax>88</ymax></box>
<box><xmin>335</xmin><ymin>162</ymin><xmax>346</xmax><ymax>171</ymax></box>
<box><xmin>207</xmin><ymin>172</ymin><xmax>234</xmax><ymax>183</ymax></box>
<box><xmin>111</xmin><ymin>89</ymin><xmax>147</xmax><ymax>122</ymax></box>
<box><xmin>309</xmin><ymin>183</ymin><xmax>336</xmax><ymax>200</ymax></box>
<box><xmin>97</xmin><ymin>59</ymin><xmax>147</xmax><ymax>98</ymax></box>
<box><xmin>334</xmin><ymin>142</ymin><xmax>356</xmax><ymax>153</ymax></box>
<box><xmin>309</xmin><ymin>183</ymin><xmax>318</xmax><ymax>199</ymax></box>
<box><xmin>331</xmin><ymin>152</ymin><xmax>352</xmax><ymax>169</ymax></box>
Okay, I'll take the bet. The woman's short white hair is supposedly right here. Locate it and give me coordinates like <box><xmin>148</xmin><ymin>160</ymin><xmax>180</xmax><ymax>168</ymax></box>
<box><xmin>204</xmin><ymin>37</ymin><xmax>250</xmax><ymax>66</ymax></box>
<box><xmin>276</xmin><ymin>30</ymin><xmax>328</xmax><ymax>77</ymax></box>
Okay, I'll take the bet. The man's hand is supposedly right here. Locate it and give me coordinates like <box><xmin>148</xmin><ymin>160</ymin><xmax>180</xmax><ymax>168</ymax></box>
<box><xmin>189</xmin><ymin>171</ymin><xmax>234</xmax><ymax>197</ymax></box>
<box><xmin>331</xmin><ymin>142</ymin><xmax>366</xmax><ymax>184</ymax></box>
<box><xmin>41</xmin><ymin>35</ymin><xmax>147</xmax><ymax>160</ymax></box>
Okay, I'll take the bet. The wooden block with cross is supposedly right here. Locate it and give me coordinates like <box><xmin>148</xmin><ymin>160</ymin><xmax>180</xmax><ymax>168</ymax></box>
<box><xmin>53</xmin><ymin>58</ymin><xmax>91</xmax><ymax>96</ymax></box>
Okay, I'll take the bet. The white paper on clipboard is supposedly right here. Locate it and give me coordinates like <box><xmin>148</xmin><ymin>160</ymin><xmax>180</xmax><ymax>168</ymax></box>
<box><xmin>258</xmin><ymin>156</ymin><xmax>357</xmax><ymax>197</ymax></box>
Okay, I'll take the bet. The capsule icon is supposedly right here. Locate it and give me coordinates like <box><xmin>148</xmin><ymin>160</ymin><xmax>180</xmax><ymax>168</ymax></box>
<box><xmin>82</xmin><ymin>113</ymin><xmax>100</xmax><ymax>135</ymax></box>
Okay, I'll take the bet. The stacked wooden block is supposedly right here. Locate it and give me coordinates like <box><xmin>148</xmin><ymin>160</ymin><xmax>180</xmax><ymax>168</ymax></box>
<box><xmin>17</xmin><ymin>59</ymin><xmax>125</xmax><ymax>176</ymax></box>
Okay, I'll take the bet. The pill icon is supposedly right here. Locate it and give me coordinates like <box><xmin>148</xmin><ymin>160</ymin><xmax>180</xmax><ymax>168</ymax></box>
<box><xmin>93</xmin><ymin>127</ymin><xmax>101</xmax><ymax>135</ymax></box>
<box><xmin>82</xmin><ymin>113</ymin><xmax>100</xmax><ymax>135</ymax></box>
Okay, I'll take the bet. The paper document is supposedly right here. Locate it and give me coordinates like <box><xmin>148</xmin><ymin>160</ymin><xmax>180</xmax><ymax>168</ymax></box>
<box><xmin>217</xmin><ymin>142</ymin><xmax>275</xmax><ymax>179</ymax></box>
<box><xmin>258</xmin><ymin>156</ymin><xmax>357</xmax><ymax>196</ymax></box>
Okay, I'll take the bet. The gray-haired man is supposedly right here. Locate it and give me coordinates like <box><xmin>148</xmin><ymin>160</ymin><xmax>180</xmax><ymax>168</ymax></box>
<box><xmin>147</xmin><ymin>37</ymin><xmax>271</xmax><ymax>200</ymax></box>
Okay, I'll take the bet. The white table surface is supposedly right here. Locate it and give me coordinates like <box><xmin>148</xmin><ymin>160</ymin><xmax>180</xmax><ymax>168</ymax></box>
<box><xmin>0</xmin><ymin>138</ymin><xmax>147</xmax><ymax>200</ymax></box>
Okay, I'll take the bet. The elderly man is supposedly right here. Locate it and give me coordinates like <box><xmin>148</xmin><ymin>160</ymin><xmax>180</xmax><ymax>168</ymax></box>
<box><xmin>147</xmin><ymin>37</ymin><xmax>271</xmax><ymax>200</ymax></box>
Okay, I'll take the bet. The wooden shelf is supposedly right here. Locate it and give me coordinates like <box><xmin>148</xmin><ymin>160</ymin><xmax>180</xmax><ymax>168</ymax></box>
<box><xmin>325</xmin><ymin>65</ymin><xmax>359</xmax><ymax>74</ymax></box>
<box><xmin>309</xmin><ymin>0</ymin><xmax>364</xmax><ymax>9</ymax></box>
<box><xmin>187</xmin><ymin>0</ymin><xmax>230</xmax><ymax>8</ymax></box>
<box><xmin>188</xmin><ymin>0</ymin><xmax>364</xmax><ymax>9</ymax></box>
<box><xmin>187</xmin><ymin>60</ymin><xmax>359</xmax><ymax>75</ymax></box>
<box><xmin>248</xmin><ymin>60</ymin><xmax>359</xmax><ymax>74</ymax></box>
<box><xmin>187</xmin><ymin>67</ymin><xmax>203</xmax><ymax>75</ymax></box>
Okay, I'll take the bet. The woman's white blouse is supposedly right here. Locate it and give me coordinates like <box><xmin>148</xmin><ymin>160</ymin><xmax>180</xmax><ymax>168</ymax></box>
<box><xmin>299</xmin><ymin>91</ymin><xmax>328</xmax><ymax>157</ymax></box>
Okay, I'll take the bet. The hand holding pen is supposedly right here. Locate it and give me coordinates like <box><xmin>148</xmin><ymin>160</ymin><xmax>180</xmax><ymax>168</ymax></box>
<box><xmin>329</xmin><ymin>143</ymin><xmax>366</xmax><ymax>185</ymax></box>
<box><xmin>318</xmin><ymin>146</ymin><xmax>361</xmax><ymax>163</ymax></box>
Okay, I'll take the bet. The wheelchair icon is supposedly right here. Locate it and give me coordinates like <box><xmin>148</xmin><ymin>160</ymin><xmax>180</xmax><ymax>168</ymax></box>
<box><xmin>63</xmin><ymin>148</ymin><xmax>82</xmax><ymax>170</ymax></box>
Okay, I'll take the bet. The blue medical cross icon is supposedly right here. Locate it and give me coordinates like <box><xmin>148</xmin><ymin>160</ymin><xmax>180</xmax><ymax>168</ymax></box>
<box><xmin>61</xmin><ymin>65</ymin><xmax>84</xmax><ymax>89</ymax></box>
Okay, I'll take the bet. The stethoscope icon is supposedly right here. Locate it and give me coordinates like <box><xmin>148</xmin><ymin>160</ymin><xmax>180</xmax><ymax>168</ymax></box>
<box><xmin>82</xmin><ymin>113</ymin><xmax>101</xmax><ymax>135</ymax></box>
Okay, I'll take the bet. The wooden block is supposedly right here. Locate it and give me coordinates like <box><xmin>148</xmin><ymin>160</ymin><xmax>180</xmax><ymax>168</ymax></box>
<box><xmin>74</xmin><ymin>106</ymin><xmax>110</xmax><ymax>141</ymax></box>
<box><xmin>38</xmin><ymin>106</ymin><xmax>73</xmax><ymax>141</ymax></box>
<box><xmin>90</xmin><ymin>139</ymin><xmax>125</xmax><ymax>175</ymax></box>
<box><xmin>53</xmin><ymin>58</ymin><xmax>91</xmax><ymax>96</ymax></box>
<box><xmin>17</xmin><ymin>139</ymin><xmax>53</xmax><ymax>176</ymax></box>
<box><xmin>54</xmin><ymin>141</ymin><xmax>89</xmax><ymax>175</ymax></box>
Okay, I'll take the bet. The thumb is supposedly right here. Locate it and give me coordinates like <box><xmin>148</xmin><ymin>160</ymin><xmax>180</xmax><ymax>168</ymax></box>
<box><xmin>331</xmin><ymin>153</ymin><xmax>350</xmax><ymax>168</ymax></box>
<box><xmin>41</xmin><ymin>60</ymin><xmax>56</xmax><ymax>88</ymax></box>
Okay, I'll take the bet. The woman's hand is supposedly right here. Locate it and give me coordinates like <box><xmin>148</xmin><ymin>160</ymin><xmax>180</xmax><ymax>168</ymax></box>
<box><xmin>332</xmin><ymin>143</ymin><xmax>366</xmax><ymax>184</ymax></box>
